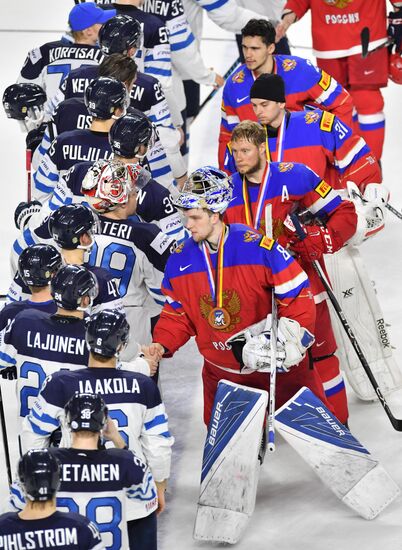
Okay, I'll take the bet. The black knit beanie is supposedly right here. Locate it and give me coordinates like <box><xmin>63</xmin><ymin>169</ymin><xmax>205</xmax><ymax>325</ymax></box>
<box><xmin>250</xmin><ymin>73</ymin><xmax>286</xmax><ymax>103</ymax></box>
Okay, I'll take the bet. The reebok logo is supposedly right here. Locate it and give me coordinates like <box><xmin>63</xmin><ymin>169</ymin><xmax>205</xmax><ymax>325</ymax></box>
<box><xmin>376</xmin><ymin>318</ymin><xmax>391</xmax><ymax>349</ymax></box>
<box><xmin>179</xmin><ymin>264</ymin><xmax>192</xmax><ymax>272</ymax></box>
<box><xmin>236</xmin><ymin>95</ymin><xmax>249</xmax><ymax>103</ymax></box>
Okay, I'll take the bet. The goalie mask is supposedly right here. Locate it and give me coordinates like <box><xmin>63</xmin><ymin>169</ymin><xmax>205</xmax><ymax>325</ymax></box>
<box><xmin>81</xmin><ymin>159</ymin><xmax>150</xmax><ymax>213</ymax></box>
<box><xmin>173</xmin><ymin>166</ymin><xmax>233</xmax><ymax>214</ymax></box>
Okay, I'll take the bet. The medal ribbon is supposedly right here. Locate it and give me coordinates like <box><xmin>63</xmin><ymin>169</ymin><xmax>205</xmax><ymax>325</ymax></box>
<box><xmin>201</xmin><ymin>224</ymin><xmax>226</xmax><ymax>308</ymax></box>
<box><xmin>264</xmin><ymin>114</ymin><xmax>286</xmax><ymax>163</ymax></box>
<box><xmin>242</xmin><ymin>163</ymin><xmax>271</xmax><ymax>230</ymax></box>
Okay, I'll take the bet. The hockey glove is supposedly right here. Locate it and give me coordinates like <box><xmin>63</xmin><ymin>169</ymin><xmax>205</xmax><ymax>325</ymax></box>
<box><xmin>347</xmin><ymin>182</ymin><xmax>385</xmax><ymax>245</ymax></box>
<box><xmin>14</xmin><ymin>200</ymin><xmax>42</xmax><ymax>230</ymax></box>
<box><xmin>388</xmin><ymin>8</ymin><xmax>402</xmax><ymax>52</ymax></box>
<box><xmin>278</xmin><ymin>215</ymin><xmax>334</xmax><ymax>262</ymax></box>
<box><xmin>0</xmin><ymin>366</ymin><xmax>17</xmax><ymax>380</ymax></box>
<box><xmin>25</xmin><ymin>123</ymin><xmax>47</xmax><ymax>154</ymax></box>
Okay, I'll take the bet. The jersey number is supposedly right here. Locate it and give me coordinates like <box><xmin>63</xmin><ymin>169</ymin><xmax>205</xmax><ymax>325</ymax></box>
<box><xmin>20</xmin><ymin>361</ymin><xmax>47</xmax><ymax>418</ymax></box>
<box><xmin>47</xmin><ymin>63</ymin><xmax>71</xmax><ymax>86</ymax></box>
<box><xmin>89</xmin><ymin>242</ymin><xmax>135</xmax><ymax>297</ymax></box>
<box><xmin>57</xmin><ymin>495</ymin><xmax>122</xmax><ymax>550</ymax></box>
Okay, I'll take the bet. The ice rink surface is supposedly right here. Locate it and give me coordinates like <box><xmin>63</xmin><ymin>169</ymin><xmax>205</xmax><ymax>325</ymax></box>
<box><xmin>1</xmin><ymin>2</ymin><xmax>402</xmax><ymax>549</ymax></box>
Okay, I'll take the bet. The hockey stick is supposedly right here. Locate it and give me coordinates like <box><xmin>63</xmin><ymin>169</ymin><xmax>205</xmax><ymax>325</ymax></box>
<box><xmin>194</xmin><ymin>57</ymin><xmax>241</xmax><ymax>121</ymax></box>
<box><xmin>361</xmin><ymin>26</ymin><xmax>393</xmax><ymax>58</ymax></box>
<box><xmin>0</xmin><ymin>385</ymin><xmax>12</xmax><ymax>485</ymax></box>
<box><xmin>264</xmin><ymin>204</ymin><xmax>277</xmax><ymax>451</ymax></box>
<box><xmin>386</xmin><ymin>203</ymin><xmax>402</xmax><ymax>220</ymax></box>
<box><xmin>26</xmin><ymin>149</ymin><xmax>32</xmax><ymax>202</ymax></box>
<box><xmin>290</xmin><ymin>214</ymin><xmax>402</xmax><ymax>431</ymax></box>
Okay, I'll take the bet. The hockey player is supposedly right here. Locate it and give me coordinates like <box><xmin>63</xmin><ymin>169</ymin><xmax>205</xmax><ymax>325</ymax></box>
<box><xmin>145</xmin><ymin>166</ymin><xmax>333</xmax><ymax>425</ymax></box>
<box><xmin>224</xmin><ymin>74</ymin><xmax>383</xmax><ymax>196</ymax></box>
<box><xmin>1</xmin><ymin>244</ymin><xmax>61</xmax><ymax>332</ymax></box>
<box><xmin>17</xmin><ymin>2</ymin><xmax>116</xmax><ymax>117</ymax></box>
<box><xmin>81</xmin><ymin>159</ymin><xmax>176</xmax><ymax>353</ymax></box>
<box><xmin>0</xmin><ymin>264</ymin><xmax>98</xmax><ymax>427</ymax></box>
<box><xmin>225</xmin><ymin>120</ymin><xmax>358</xmax><ymax>423</ymax></box>
<box><xmin>277</xmin><ymin>0</ymin><xmax>402</xmax><ymax>160</ymax></box>
<box><xmin>0</xmin><ymin>449</ymin><xmax>104</xmax><ymax>550</ymax></box>
<box><xmin>2</xmin><ymin>82</ymin><xmax>46</xmax><ymax>133</ymax></box>
<box><xmin>11</xmin><ymin>393</ymin><xmax>158</xmax><ymax>550</ymax></box>
<box><xmin>33</xmin><ymin>76</ymin><xmax>130</xmax><ymax>201</ymax></box>
<box><xmin>21</xmin><ymin>309</ymin><xmax>173</xmax><ymax>534</ymax></box>
<box><xmin>218</xmin><ymin>18</ymin><xmax>354</xmax><ymax>168</ymax></box>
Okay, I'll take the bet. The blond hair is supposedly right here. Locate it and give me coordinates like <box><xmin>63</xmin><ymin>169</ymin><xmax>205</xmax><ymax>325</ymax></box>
<box><xmin>231</xmin><ymin>120</ymin><xmax>266</xmax><ymax>147</ymax></box>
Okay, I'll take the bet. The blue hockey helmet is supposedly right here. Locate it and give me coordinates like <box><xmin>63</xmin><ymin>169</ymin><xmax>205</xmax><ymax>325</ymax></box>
<box><xmin>18</xmin><ymin>243</ymin><xmax>62</xmax><ymax>287</ymax></box>
<box><xmin>109</xmin><ymin>109</ymin><xmax>155</xmax><ymax>158</ymax></box>
<box><xmin>86</xmin><ymin>309</ymin><xmax>129</xmax><ymax>357</ymax></box>
<box><xmin>173</xmin><ymin>166</ymin><xmax>234</xmax><ymax>214</ymax></box>
<box><xmin>2</xmin><ymin>83</ymin><xmax>46</xmax><ymax>121</ymax></box>
<box><xmin>84</xmin><ymin>76</ymin><xmax>130</xmax><ymax>120</ymax></box>
<box><xmin>51</xmin><ymin>264</ymin><xmax>98</xmax><ymax>311</ymax></box>
<box><xmin>99</xmin><ymin>14</ymin><xmax>142</xmax><ymax>55</ymax></box>
<box><xmin>48</xmin><ymin>203</ymin><xmax>99</xmax><ymax>251</ymax></box>
<box><xmin>18</xmin><ymin>449</ymin><xmax>60</xmax><ymax>502</ymax></box>
<box><xmin>65</xmin><ymin>393</ymin><xmax>108</xmax><ymax>433</ymax></box>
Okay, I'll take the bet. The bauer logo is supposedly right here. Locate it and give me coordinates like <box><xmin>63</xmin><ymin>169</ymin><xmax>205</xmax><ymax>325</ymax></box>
<box><xmin>208</xmin><ymin>401</ymin><xmax>223</xmax><ymax>446</ymax></box>
<box><xmin>316</xmin><ymin>407</ymin><xmax>346</xmax><ymax>436</ymax></box>
<box><xmin>376</xmin><ymin>318</ymin><xmax>391</xmax><ymax>349</ymax></box>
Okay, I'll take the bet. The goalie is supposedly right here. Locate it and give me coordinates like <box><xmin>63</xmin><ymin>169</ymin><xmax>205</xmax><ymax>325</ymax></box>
<box><xmin>143</xmin><ymin>166</ymin><xmax>332</xmax><ymax>424</ymax></box>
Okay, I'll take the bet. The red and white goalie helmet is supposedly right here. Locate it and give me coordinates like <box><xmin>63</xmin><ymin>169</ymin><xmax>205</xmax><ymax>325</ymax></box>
<box><xmin>389</xmin><ymin>51</ymin><xmax>402</xmax><ymax>85</ymax></box>
<box><xmin>81</xmin><ymin>160</ymin><xmax>151</xmax><ymax>213</ymax></box>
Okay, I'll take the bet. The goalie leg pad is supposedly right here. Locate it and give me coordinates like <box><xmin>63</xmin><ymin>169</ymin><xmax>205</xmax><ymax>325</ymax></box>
<box><xmin>193</xmin><ymin>380</ymin><xmax>268</xmax><ymax>544</ymax></box>
<box><xmin>275</xmin><ymin>386</ymin><xmax>400</xmax><ymax>519</ymax></box>
<box><xmin>324</xmin><ymin>246</ymin><xmax>402</xmax><ymax>400</ymax></box>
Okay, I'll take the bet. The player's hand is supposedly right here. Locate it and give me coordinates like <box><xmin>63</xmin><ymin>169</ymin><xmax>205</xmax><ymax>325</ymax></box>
<box><xmin>155</xmin><ymin>480</ymin><xmax>167</xmax><ymax>515</ymax></box>
<box><xmin>141</xmin><ymin>343</ymin><xmax>165</xmax><ymax>362</ymax></box>
<box><xmin>212</xmin><ymin>71</ymin><xmax>224</xmax><ymax>89</ymax></box>
<box><xmin>102</xmin><ymin>418</ymin><xmax>126</xmax><ymax>448</ymax></box>
<box><xmin>0</xmin><ymin>366</ymin><xmax>17</xmax><ymax>380</ymax></box>
<box><xmin>14</xmin><ymin>200</ymin><xmax>42</xmax><ymax>230</ymax></box>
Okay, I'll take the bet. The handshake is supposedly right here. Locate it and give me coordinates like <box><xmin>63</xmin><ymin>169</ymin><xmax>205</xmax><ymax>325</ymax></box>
<box><xmin>227</xmin><ymin>315</ymin><xmax>314</xmax><ymax>374</ymax></box>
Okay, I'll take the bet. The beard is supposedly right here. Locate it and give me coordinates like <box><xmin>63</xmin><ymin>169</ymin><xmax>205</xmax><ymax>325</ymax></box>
<box><xmin>243</xmin><ymin>157</ymin><xmax>264</xmax><ymax>177</ymax></box>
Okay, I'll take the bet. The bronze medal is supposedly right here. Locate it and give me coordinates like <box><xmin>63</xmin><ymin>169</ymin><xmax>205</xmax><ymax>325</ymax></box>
<box><xmin>208</xmin><ymin>307</ymin><xmax>231</xmax><ymax>330</ymax></box>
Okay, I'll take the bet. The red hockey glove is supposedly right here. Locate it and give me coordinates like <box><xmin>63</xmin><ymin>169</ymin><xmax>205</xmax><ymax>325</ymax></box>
<box><xmin>290</xmin><ymin>225</ymin><xmax>334</xmax><ymax>261</ymax></box>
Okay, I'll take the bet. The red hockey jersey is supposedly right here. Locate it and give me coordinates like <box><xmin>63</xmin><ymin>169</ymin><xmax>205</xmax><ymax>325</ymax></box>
<box><xmin>284</xmin><ymin>0</ymin><xmax>399</xmax><ymax>59</ymax></box>
<box><xmin>224</xmin><ymin>110</ymin><xmax>382</xmax><ymax>191</ymax></box>
<box><xmin>153</xmin><ymin>224</ymin><xmax>315</xmax><ymax>372</ymax></box>
<box><xmin>218</xmin><ymin>54</ymin><xmax>353</xmax><ymax>167</ymax></box>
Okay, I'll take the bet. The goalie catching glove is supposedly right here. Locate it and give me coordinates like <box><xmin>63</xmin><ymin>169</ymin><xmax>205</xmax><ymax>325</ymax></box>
<box><xmin>227</xmin><ymin>315</ymin><xmax>314</xmax><ymax>374</ymax></box>
<box><xmin>346</xmin><ymin>181</ymin><xmax>387</xmax><ymax>246</ymax></box>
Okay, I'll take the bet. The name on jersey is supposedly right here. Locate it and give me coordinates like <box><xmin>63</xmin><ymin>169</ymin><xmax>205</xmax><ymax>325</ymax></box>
<box><xmin>324</xmin><ymin>13</ymin><xmax>359</xmax><ymax>25</ymax></box>
<box><xmin>130</xmin><ymin>85</ymin><xmax>145</xmax><ymax>102</ymax></box>
<box><xmin>27</xmin><ymin>331</ymin><xmax>86</xmax><ymax>355</ymax></box>
<box><xmin>61</xmin><ymin>462</ymin><xmax>120</xmax><ymax>482</ymax></box>
<box><xmin>62</xmin><ymin>145</ymin><xmax>113</xmax><ymax>163</ymax></box>
<box><xmin>102</xmin><ymin>220</ymin><xmax>132</xmax><ymax>240</ymax></box>
<box><xmin>0</xmin><ymin>528</ymin><xmax>77</xmax><ymax>549</ymax></box>
<box><xmin>72</xmin><ymin>78</ymin><xmax>92</xmax><ymax>95</ymax></box>
<box><xmin>143</xmin><ymin>0</ymin><xmax>170</xmax><ymax>17</ymax></box>
<box><xmin>78</xmin><ymin>377</ymin><xmax>140</xmax><ymax>395</ymax></box>
<box><xmin>49</xmin><ymin>47</ymin><xmax>103</xmax><ymax>63</ymax></box>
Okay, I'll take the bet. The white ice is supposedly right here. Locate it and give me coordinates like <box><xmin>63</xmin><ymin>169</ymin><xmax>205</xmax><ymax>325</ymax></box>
<box><xmin>0</xmin><ymin>2</ymin><xmax>402</xmax><ymax>549</ymax></box>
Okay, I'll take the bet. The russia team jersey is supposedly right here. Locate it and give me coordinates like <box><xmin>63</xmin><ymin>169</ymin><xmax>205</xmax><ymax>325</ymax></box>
<box><xmin>153</xmin><ymin>223</ymin><xmax>315</xmax><ymax>371</ymax></box>
<box><xmin>9</xmin><ymin>448</ymin><xmax>157</xmax><ymax>547</ymax></box>
<box><xmin>224</xmin><ymin>109</ymin><xmax>382</xmax><ymax>191</ymax></box>
<box><xmin>218</xmin><ymin>55</ymin><xmax>353</xmax><ymax>166</ymax></box>
<box><xmin>21</xmin><ymin>367</ymin><xmax>173</xmax><ymax>487</ymax></box>
<box><xmin>224</xmin><ymin>162</ymin><xmax>357</xmax><ymax>297</ymax></box>
<box><xmin>0</xmin><ymin>511</ymin><xmax>103</xmax><ymax>550</ymax></box>
<box><xmin>284</xmin><ymin>0</ymin><xmax>398</xmax><ymax>59</ymax></box>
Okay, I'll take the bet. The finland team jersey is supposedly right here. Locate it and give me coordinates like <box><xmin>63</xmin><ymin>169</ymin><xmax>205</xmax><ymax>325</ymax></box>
<box><xmin>0</xmin><ymin>310</ymin><xmax>88</xmax><ymax>423</ymax></box>
<box><xmin>47</xmin><ymin>160</ymin><xmax>187</xmax><ymax>243</ymax></box>
<box><xmin>22</xmin><ymin>367</ymin><xmax>174</xmax><ymax>487</ymax></box>
<box><xmin>33</xmin><ymin>129</ymin><xmax>113</xmax><ymax>201</ymax></box>
<box><xmin>32</xmin><ymin>98</ymin><xmax>177</xmax><ymax>194</ymax></box>
<box><xmin>10</xmin><ymin>448</ymin><xmax>157</xmax><ymax>548</ymax></box>
<box><xmin>0</xmin><ymin>511</ymin><xmax>104</xmax><ymax>550</ymax></box>
<box><xmin>18</xmin><ymin>40</ymin><xmax>104</xmax><ymax>115</ymax></box>
<box><xmin>0</xmin><ymin>297</ymin><xmax>56</xmax><ymax>334</ymax></box>
<box><xmin>218</xmin><ymin>55</ymin><xmax>353</xmax><ymax>167</ymax></box>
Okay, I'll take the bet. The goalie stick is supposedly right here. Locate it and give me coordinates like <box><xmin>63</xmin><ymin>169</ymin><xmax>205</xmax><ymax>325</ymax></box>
<box><xmin>386</xmin><ymin>202</ymin><xmax>402</xmax><ymax>220</ymax></box>
<box><xmin>290</xmin><ymin>214</ymin><xmax>402</xmax><ymax>431</ymax></box>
